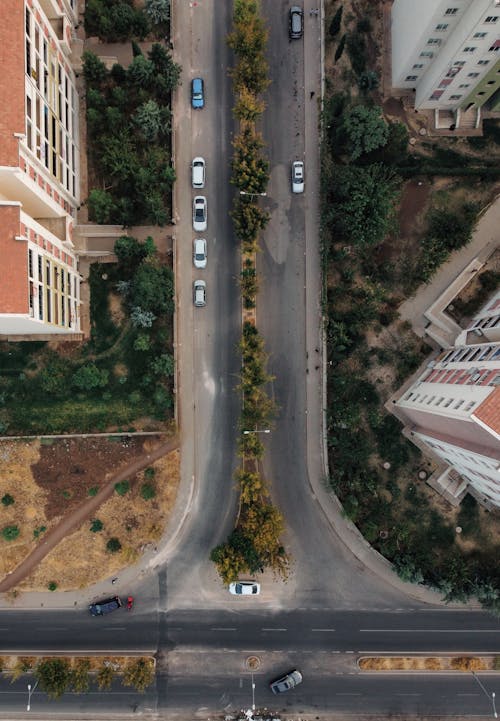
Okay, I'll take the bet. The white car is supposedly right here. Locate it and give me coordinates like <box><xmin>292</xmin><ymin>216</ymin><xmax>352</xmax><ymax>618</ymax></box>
<box><xmin>193</xmin><ymin>195</ymin><xmax>207</xmax><ymax>232</ymax></box>
<box><xmin>192</xmin><ymin>157</ymin><xmax>205</xmax><ymax>188</ymax></box>
<box><xmin>193</xmin><ymin>279</ymin><xmax>206</xmax><ymax>307</ymax></box>
<box><xmin>193</xmin><ymin>238</ymin><xmax>207</xmax><ymax>269</ymax></box>
<box><xmin>229</xmin><ymin>581</ymin><xmax>261</xmax><ymax>596</ymax></box>
<box><xmin>292</xmin><ymin>160</ymin><xmax>304</xmax><ymax>193</ymax></box>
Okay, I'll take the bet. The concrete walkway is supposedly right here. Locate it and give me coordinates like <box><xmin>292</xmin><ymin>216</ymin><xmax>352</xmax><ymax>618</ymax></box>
<box><xmin>399</xmin><ymin>195</ymin><xmax>500</xmax><ymax>339</ymax></box>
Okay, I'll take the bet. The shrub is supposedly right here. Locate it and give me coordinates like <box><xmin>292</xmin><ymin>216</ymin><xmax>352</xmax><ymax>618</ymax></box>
<box><xmin>106</xmin><ymin>537</ymin><xmax>122</xmax><ymax>553</ymax></box>
<box><xmin>35</xmin><ymin>658</ymin><xmax>72</xmax><ymax>699</ymax></box>
<box><xmin>346</xmin><ymin>32</ymin><xmax>366</xmax><ymax>75</ymax></box>
<box><xmin>73</xmin><ymin>364</ymin><xmax>109</xmax><ymax>391</ymax></box>
<box><xmin>90</xmin><ymin>519</ymin><xmax>104</xmax><ymax>533</ymax></box>
<box><xmin>144</xmin><ymin>467</ymin><xmax>155</xmax><ymax>480</ymax></box>
<box><xmin>2</xmin><ymin>525</ymin><xmax>20</xmax><ymax>541</ymax></box>
<box><xmin>1</xmin><ymin>493</ymin><xmax>14</xmax><ymax>507</ymax></box>
<box><xmin>87</xmin><ymin>188</ymin><xmax>116</xmax><ymax>224</ymax></box>
<box><xmin>82</xmin><ymin>50</ymin><xmax>108</xmax><ymax>84</ymax></box>
<box><xmin>88</xmin><ymin>486</ymin><xmax>99</xmax><ymax>497</ymax></box>
<box><xmin>338</xmin><ymin>105</ymin><xmax>389</xmax><ymax>160</ymax></box>
<box><xmin>114</xmin><ymin>480</ymin><xmax>130</xmax><ymax>496</ymax></box>
<box><xmin>141</xmin><ymin>483</ymin><xmax>156</xmax><ymax>500</ymax></box>
<box><xmin>334</xmin><ymin>34</ymin><xmax>346</xmax><ymax>62</ymax></box>
<box><xmin>48</xmin><ymin>581</ymin><xmax>58</xmax><ymax>591</ymax></box>
<box><xmin>122</xmin><ymin>657</ymin><xmax>155</xmax><ymax>692</ymax></box>
<box><xmin>329</xmin><ymin>6</ymin><xmax>343</xmax><ymax>38</ymax></box>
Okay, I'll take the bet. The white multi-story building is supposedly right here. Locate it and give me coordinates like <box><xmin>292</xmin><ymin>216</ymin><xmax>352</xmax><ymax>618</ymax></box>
<box><xmin>395</xmin><ymin>333</ymin><xmax>500</xmax><ymax>508</ymax></box>
<box><xmin>0</xmin><ymin>0</ymin><xmax>81</xmax><ymax>338</ymax></box>
<box><xmin>391</xmin><ymin>0</ymin><xmax>500</xmax><ymax>119</ymax></box>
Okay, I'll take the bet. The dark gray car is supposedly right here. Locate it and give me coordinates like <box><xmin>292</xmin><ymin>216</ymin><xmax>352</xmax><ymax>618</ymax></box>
<box><xmin>270</xmin><ymin>669</ymin><xmax>303</xmax><ymax>694</ymax></box>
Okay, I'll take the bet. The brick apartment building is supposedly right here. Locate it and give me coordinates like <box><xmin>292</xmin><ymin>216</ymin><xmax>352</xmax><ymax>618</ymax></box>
<box><xmin>0</xmin><ymin>0</ymin><xmax>81</xmax><ymax>338</ymax></box>
<box><xmin>391</xmin><ymin>0</ymin><xmax>500</xmax><ymax>128</ymax></box>
<box><xmin>394</xmin><ymin>294</ymin><xmax>500</xmax><ymax>509</ymax></box>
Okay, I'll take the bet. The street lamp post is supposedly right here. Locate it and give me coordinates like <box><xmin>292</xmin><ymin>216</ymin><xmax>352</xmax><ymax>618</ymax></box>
<box><xmin>242</xmin><ymin>429</ymin><xmax>270</xmax><ymax>435</ymax></box>
<box><xmin>472</xmin><ymin>672</ymin><xmax>498</xmax><ymax>718</ymax></box>
<box><xmin>27</xmin><ymin>681</ymin><xmax>38</xmax><ymax>711</ymax></box>
<box><xmin>251</xmin><ymin>672</ymin><xmax>256</xmax><ymax>712</ymax></box>
<box><xmin>239</xmin><ymin>191</ymin><xmax>267</xmax><ymax>199</ymax></box>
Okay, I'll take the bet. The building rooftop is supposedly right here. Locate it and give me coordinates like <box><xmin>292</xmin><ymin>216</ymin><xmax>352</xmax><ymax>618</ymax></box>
<box><xmin>473</xmin><ymin>386</ymin><xmax>500</xmax><ymax>437</ymax></box>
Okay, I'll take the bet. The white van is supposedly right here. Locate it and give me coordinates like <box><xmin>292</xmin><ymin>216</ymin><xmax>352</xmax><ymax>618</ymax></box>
<box><xmin>192</xmin><ymin>157</ymin><xmax>205</xmax><ymax>188</ymax></box>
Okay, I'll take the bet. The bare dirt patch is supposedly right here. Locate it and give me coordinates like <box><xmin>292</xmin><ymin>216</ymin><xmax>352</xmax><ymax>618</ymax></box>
<box><xmin>31</xmin><ymin>437</ymin><xmax>151</xmax><ymax>522</ymax></box>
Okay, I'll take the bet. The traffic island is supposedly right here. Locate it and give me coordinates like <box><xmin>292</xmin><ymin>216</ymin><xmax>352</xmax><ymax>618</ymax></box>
<box><xmin>359</xmin><ymin>655</ymin><xmax>500</xmax><ymax>671</ymax></box>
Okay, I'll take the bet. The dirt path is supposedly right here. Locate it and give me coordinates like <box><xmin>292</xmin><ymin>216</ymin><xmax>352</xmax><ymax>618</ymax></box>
<box><xmin>0</xmin><ymin>437</ymin><xmax>178</xmax><ymax>592</ymax></box>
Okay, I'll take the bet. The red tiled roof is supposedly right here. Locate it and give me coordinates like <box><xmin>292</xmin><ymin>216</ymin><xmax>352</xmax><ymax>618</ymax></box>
<box><xmin>473</xmin><ymin>387</ymin><xmax>500</xmax><ymax>436</ymax></box>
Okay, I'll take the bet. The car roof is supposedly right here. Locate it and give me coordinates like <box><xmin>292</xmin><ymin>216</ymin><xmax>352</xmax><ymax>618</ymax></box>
<box><xmin>192</xmin><ymin>77</ymin><xmax>203</xmax><ymax>89</ymax></box>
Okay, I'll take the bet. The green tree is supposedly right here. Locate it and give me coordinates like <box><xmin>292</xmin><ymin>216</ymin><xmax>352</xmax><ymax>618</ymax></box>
<box><xmin>231</xmin><ymin>124</ymin><xmax>269</xmax><ymax>193</ymax></box>
<box><xmin>87</xmin><ymin>188</ymin><xmax>116</xmax><ymax>224</ymax></box>
<box><xmin>133</xmin><ymin>100</ymin><xmax>163</xmax><ymax>142</ymax></box>
<box><xmin>106</xmin><ymin>537</ymin><xmax>122</xmax><ymax>553</ymax></box>
<box><xmin>235</xmin><ymin>468</ymin><xmax>266</xmax><ymax>504</ymax></box>
<box><xmin>328</xmin><ymin>164</ymin><xmax>400</xmax><ymax>249</ymax></box>
<box><xmin>71</xmin><ymin>658</ymin><xmax>91</xmax><ymax>694</ymax></box>
<box><xmin>127</xmin><ymin>55</ymin><xmax>155</xmax><ymax>86</ymax></box>
<box><xmin>233</xmin><ymin>87</ymin><xmax>265</xmax><ymax>122</ymax></box>
<box><xmin>129</xmin><ymin>262</ymin><xmax>174</xmax><ymax>315</ymax></box>
<box><xmin>90</xmin><ymin>519</ymin><xmax>104</xmax><ymax>533</ymax></box>
<box><xmin>82</xmin><ymin>50</ymin><xmax>108</xmax><ymax>85</ymax></box>
<box><xmin>114</xmin><ymin>480</ymin><xmax>130</xmax><ymax>496</ymax></box>
<box><xmin>35</xmin><ymin>658</ymin><xmax>72</xmax><ymax>699</ymax></box>
<box><xmin>73</xmin><ymin>364</ymin><xmax>109</xmax><ymax>391</ymax></box>
<box><xmin>210</xmin><ymin>541</ymin><xmax>247</xmax><ymax>584</ymax></box>
<box><xmin>228</xmin><ymin>0</ymin><xmax>268</xmax><ymax>59</ymax></box>
<box><xmin>122</xmin><ymin>657</ymin><xmax>155</xmax><ymax>692</ymax></box>
<box><xmin>144</xmin><ymin>0</ymin><xmax>170</xmax><ymax>24</ymax></box>
<box><xmin>231</xmin><ymin>198</ymin><xmax>270</xmax><ymax>252</ymax></box>
<box><xmin>339</xmin><ymin>105</ymin><xmax>389</xmax><ymax>160</ymax></box>
<box><xmin>9</xmin><ymin>657</ymin><xmax>35</xmax><ymax>682</ymax></box>
<box><xmin>114</xmin><ymin>235</ymin><xmax>155</xmax><ymax>269</ymax></box>
<box><xmin>2</xmin><ymin>525</ymin><xmax>20</xmax><ymax>541</ymax></box>
<box><xmin>141</xmin><ymin>483</ymin><xmax>156</xmax><ymax>500</ymax></box>
<box><xmin>133</xmin><ymin>333</ymin><xmax>151</xmax><ymax>351</ymax></box>
<box><xmin>1</xmin><ymin>494</ymin><xmax>14</xmax><ymax>507</ymax></box>
<box><xmin>96</xmin><ymin>663</ymin><xmax>114</xmax><ymax>690</ymax></box>
<box><xmin>48</xmin><ymin>581</ymin><xmax>58</xmax><ymax>591</ymax></box>
<box><xmin>150</xmin><ymin>353</ymin><xmax>175</xmax><ymax>377</ymax></box>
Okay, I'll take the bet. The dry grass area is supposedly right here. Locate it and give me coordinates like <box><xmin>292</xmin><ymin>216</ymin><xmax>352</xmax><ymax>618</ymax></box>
<box><xmin>0</xmin><ymin>436</ymin><xmax>180</xmax><ymax>592</ymax></box>
<box><xmin>359</xmin><ymin>656</ymin><xmax>497</xmax><ymax>671</ymax></box>
<box><xmin>20</xmin><ymin>447</ymin><xmax>180</xmax><ymax>591</ymax></box>
<box><xmin>0</xmin><ymin>440</ymin><xmax>55</xmax><ymax>576</ymax></box>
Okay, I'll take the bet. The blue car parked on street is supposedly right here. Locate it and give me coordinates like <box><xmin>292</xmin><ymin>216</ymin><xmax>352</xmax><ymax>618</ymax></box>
<box><xmin>191</xmin><ymin>77</ymin><xmax>205</xmax><ymax>109</ymax></box>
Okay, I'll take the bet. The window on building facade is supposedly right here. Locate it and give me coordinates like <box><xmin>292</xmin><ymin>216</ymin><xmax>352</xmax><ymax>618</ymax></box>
<box><xmin>428</xmin><ymin>38</ymin><xmax>442</xmax><ymax>45</ymax></box>
<box><xmin>413</xmin><ymin>63</ymin><xmax>424</xmax><ymax>68</ymax></box>
<box><xmin>484</xmin><ymin>16</ymin><xmax>498</xmax><ymax>23</ymax></box>
<box><xmin>454</xmin><ymin>400</ymin><xmax>464</xmax><ymax>409</ymax></box>
<box><xmin>436</xmin><ymin>24</ymin><xmax>449</xmax><ymax>31</ymax></box>
<box><xmin>474</xmin><ymin>32</ymin><xmax>487</xmax><ymax>38</ymax></box>
<box><xmin>445</xmin><ymin>8</ymin><xmax>458</xmax><ymax>15</ymax></box>
<box><xmin>463</xmin><ymin>46</ymin><xmax>477</xmax><ymax>53</ymax></box>
<box><xmin>468</xmin><ymin>72</ymin><xmax>480</xmax><ymax>77</ymax></box>
<box><xmin>449</xmin><ymin>94</ymin><xmax>462</xmax><ymax>99</ymax></box>
<box><xmin>420</xmin><ymin>51</ymin><xmax>434</xmax><ymax>58</ymax></box>
<box><xmin>478</xmin><ymin>60</ymin><xmax>490</xmax><ymax>65</ymax></box>
<box><xmin>406</xmin><ymin>75</ymin><xmax>418</xmax><ymax>81</ymax></box>
<box><xmin>28</xmin><ymin>249</ymin><xmax>33</xmax><ymax>279</ymax></box>
<box><xmin>458</xmin><ymin>84</ymin><xmax>470</xmax><ymax>88</ymax></box>
<box><xmin>489</xmin><ymin>44</ymin><xmax>500</xmax><ymax>52</ymax></box>
<box><xmin>477</xmin><ymin>91</ymin><xmax>486</xmax><ymax>96</ymax></box>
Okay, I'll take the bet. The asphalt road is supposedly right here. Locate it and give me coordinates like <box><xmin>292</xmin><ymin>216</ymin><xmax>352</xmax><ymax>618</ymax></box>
<box><xmin>0</xmin><ymin>609</ymin><xmax>498</xmax><ymax>654</ymax></box>
<box><xmin>0</xmin><ymin>2</ymin><xmax>498</xmax><ymax>719</ymax></box>
<box><xmin>1</xmin><ymin>673</ymin><xmax>498</xmax><ymax>718</ymax></box>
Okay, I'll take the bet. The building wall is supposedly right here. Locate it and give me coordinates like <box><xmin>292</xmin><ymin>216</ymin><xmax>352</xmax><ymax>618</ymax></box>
<box><xmin>415</xmin><ymin>430</ymin><xmax>500</xmax><ymax>506</ymax></box>
<box><xmin>394</xmin><ymin>340</ymin><xmax>500</xmax><ymax>508</ymax></box>
<box><xmin>0</xmin><ymin>0</ymin><xmax>25</xmax><ymax>166</ymax></box>
<box><xmin>391</xmin><ymin>0</ymin><xmax>500</xmax><ymax>110</ymax></box>
<box><xmin>0</xmin><ymin>0</ymin><xmax>81</xmax><ymax>338</ymax></box>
